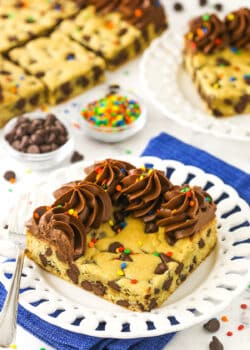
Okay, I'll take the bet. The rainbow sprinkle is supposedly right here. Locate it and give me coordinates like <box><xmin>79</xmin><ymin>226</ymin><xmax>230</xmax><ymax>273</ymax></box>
<box><xmin>81</xmin><ymin>94</ymin><xmax>141</xmax><ymax>130</ymax></box>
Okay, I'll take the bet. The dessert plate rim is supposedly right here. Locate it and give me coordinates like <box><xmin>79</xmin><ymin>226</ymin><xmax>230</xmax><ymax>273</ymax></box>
<box><xmin>0</xmin><ymin>156</ymin><xmax>250</xmax><ymax>338</ymax></box>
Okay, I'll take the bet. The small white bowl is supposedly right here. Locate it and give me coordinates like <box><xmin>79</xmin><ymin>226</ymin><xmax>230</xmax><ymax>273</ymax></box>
<box><xmin>79</xmin><ymin>89</ymin><xmax>147</xmax><ymax>143</ymax></box>
<box><xmin>2</xmin><ymin>112</ymin><xmax>74</xmax><ymax>170</ymax></box>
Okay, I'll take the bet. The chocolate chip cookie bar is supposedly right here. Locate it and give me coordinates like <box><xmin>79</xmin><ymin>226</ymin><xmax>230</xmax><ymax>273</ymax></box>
<box><xmin>0</xmin><ymin>56</ymin><xmax>45</xmax><ymax>127</ymax></box>
<box><xmin>58</xmin><ymin>6</ymin><xmax>143</xmax><ymax>70</ymax></box>
<box><xmin>183</xmin><ymin>9</ymin><xmax>250</xmax><ymax>117</ymax></box>
<box><xmin>9</xmin><ymin>32</ymin><xmax>106</xmax><ymax>105</ymax></box>
<box><xmin>0</xmin><ymin>1</ymin><xmax>81</xmax><ymax>54</ymax></box>
<box><xmin>26</xmin><ymin>159</ymin><xmax>217</xmax><ymax>312</ymax></box>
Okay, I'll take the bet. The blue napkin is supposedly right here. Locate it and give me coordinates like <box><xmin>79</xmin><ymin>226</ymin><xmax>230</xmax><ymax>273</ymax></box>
<box><xmin>1</xmin><ymin>132</ymin><xmax>249</xmax><ymax>350</ymax></box>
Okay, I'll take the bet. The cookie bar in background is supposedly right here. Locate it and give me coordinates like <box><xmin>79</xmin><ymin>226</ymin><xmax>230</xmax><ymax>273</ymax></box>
<box><xmin>183</xmin><ymin>8</ymin><xmax>250</xmax><ymax>117</ymax></box>
<box><xmin>26</xmin><ymin>159</ymin><xmax>217</xmax><ymax>312</ymax></box>
<box><xmin>58</xmin><ymin>6</ymin><xmax>143</xmax><ymax>70</ymax></box>
<box><xmin>9</xmin><ymin>32</ymin><xmax>106</xmax><ymax>105</ymax></box>
<box><xmin>0</xmin><ymin>56</ymin><xmax>45</xmax><ymax>127</ymax></box>
<box><xmin>0</xmin><ymin>0</ymin><xmax>82</xmax><ymax>54</ymax></box>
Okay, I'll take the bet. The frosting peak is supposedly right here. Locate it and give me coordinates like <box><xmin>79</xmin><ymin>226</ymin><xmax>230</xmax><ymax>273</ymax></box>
<box><xmin>225</xmin><ymin>8</ymin><xmax>250</xmax><ymax>49</ymax></box>
<box><xmin>185</xmin><ymin>14</ymin><xmax>228</xmax><ymax>54</ymax></box>
<box><xmin>157</xmin><ymin>185</ymin><xmax>216</xmax><ymax>245</ymax></box>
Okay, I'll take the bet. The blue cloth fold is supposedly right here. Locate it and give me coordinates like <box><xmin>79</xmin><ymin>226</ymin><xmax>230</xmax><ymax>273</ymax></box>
<box><xmin>0</xmin><ymin>132</ymin><xmax>249</xmax><ymax>350</ymax></box>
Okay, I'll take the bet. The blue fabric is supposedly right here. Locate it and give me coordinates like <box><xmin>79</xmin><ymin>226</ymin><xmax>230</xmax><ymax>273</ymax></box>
<box><xmin>142</xmin><ymin>132</ymin><xmax>250</xmax><ymax>205</ymax></box>
<box><xmin>1</xmin><ymin>132</ymin><xmax>249</xmax><ymax>350</ymax></box>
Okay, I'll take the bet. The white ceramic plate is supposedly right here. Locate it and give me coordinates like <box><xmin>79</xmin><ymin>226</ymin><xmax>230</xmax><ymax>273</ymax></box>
<box><xmin>140</xmin><ymin>31</ymin><xmax>250</xmax><ymax>142</ymax></box>
<box><xmin>0</xmin><ymin>156</ymin><xmax>250</xmax><ymax>338</ymax></box>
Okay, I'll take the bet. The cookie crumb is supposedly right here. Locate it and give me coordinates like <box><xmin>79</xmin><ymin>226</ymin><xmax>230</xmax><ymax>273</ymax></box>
<box><xmin>204</xmin><ymin>318</ymin><xmax>220</xmax><ymax>332</ymax></box>
<box><xmin>70</xmin><ymin>151</ymin><xmax>84</xmax><ymax>163</ymax></box>
<box><xmin>209</xmin><ymin>336</ymin><xmax>224</xmax><ymax>350</ymax></box>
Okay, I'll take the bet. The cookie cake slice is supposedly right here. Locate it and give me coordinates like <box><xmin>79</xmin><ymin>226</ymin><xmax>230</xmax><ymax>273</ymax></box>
<box><xmin>26</xmin><ymin>159</ymin><xmax>217</xmax><ymax>311</ymax></box>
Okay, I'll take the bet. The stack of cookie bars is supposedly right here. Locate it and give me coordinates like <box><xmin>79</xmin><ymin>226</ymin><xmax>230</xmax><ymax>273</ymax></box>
<box><xmin>0</xmin><ymin>0</ymin><xmax>167</xmax><ymax>127</ymax></box>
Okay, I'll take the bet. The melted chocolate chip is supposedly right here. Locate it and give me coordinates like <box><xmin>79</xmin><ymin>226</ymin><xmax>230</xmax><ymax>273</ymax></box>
<box><xmin>118</xmin><ymin>28</ymin><xmax>128</xmax><ymax>36</ymax></box>
<box><xmin>61</xmin><ymin>82</ymin><xmax>72</xmax><ymax>96</ymax></box>
<box><xmin>213</xmin><ymin>109</ymin><xmax>223</xmax><ymax>117</ymax></box>
<box><xmin>209</xmin><ymin>336</ymin><xmax>224</xmax><ymax>350</ymax></box>
<box><xmin>108</xmin><ymin>281</ymin><xmax>121</xmax><ymax>292</ymax></box>
<box><xmin>162</xmin><ymin>277</ymin><xmax>173</xmax><ymax>291</ymax></box>
<box><xmin>92</xmin><ymin>66</ymin><xmax>102</xmax><ymax>81</ymax></box>
<box><xmin>29</xmin><ymin>94</ymin><xmax>39</xmax><ymax>106</ymax></box>
<box><xmin>175</xmin><ymin>263</ymin><xmax>184</xmax><ymax>275</ymax></box>
<box><xmin>216</xmin><ymin>58</ymin><xmax>230</xmax><ymax>66</ymax></box>
<box><xmin>224</xmin><ymin>98</ymin><xmax>232</xmax><ymax>106</ymax></box>
<box><xmin>35</xmin><ymin>71</ymin><xmax>45</xmax><ymax>78</ymax></box>
<box><xmin>45</xmin><ymin>247</ymin><xmax>52</xmax><ymax>257</ymax></box>
<box><xmin>92</xmin><ymin>281</ymin><xmax>106</xmax><ymax>296</ymax></box>
<box><xmin>108</xmin><ymin>241</ymin><xmax>123</xmax><ymax>253</ymax></box>
<box><xmin>117</xmin><ymin>300</ymin><xmax>129</xmax><ymax>307</ymax></box>
<box><xmin>39</xmin><ymin>253</ymin><xmax>48</xmax><ymax>267</ymax></box>
<box><xmin>198</xmin><ymin>238</ymin><xmax>205</xmax><ymax>248</ymax></box>
<box><xmin>3</xmin><ymin>170</ymin><xmax>16</xmax><ymax>181</ymax></box>
<box><xmin>154</xmin><ymin>288</ymin><xmax>160</xmax><ymax>294</ymax></box>
<box><xmin>204</xmin><ymin>319</ymin><xmax>220</xmax><ymax>333</ymax></box>
<box><xmin>155</xmin><ymin>263</ymin><xmax>168</xmax><ymax>274</ymax></box>
<box><xmin>159</xmin><ymin>253</ymin><xmax>172</xmax><ymax>264</ymax></box>
<box><xmin>15</xmin><ymin>98</ymin><xmax>26</xmax><ymax>110</ymax></box>
<box><xmin>81</xmin><ymin>280</ymin><xmax>93</xmax><ymax>291</ymax></box>
<box><xmin>67</xmin><ymin>264</ymin><xmax>80</xmax><ymax>284</ymax></box>
<box><xmin>76</xmin><ymin>76</ymin><xmax>89</xmax><ymax>87</ymax></box>
<box><xmin>235</xmin><ymin>95</ymin><xmax>249</xmax><ymax>114</ymax></box>
<box><xmin>148</xmin><ymin>298</ymin><xmax>157</xmax><ymax>310</ymax></box>
<box><xmin>70</xmin><ymin>151</ymin><xmax>84</xmax><ymax>163</ymax></box>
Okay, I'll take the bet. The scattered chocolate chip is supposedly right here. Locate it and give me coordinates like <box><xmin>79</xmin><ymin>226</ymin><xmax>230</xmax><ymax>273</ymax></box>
<box><xmin>198</xmin><ymin>238</ymin><xmax>205</xmax><ymax>248</ymax></box>
<box><xmin>67</xmin><ymin>264</ymin><xmax>80</xmax><ymax>284</ymax></box>
<box><xmin>0</xmin><ymin>70</ymin><xmax>10</xmax><ymax>75</ymax></box>
<box><xmin>3</xmin><ymin>170</ymin><xmax>16</xmax><ymax>182</ymax></box>
<box><xmin>204</xmin><ymin>319</ymin><xmax>220</xmax><ymax>333</ymax></box>
<box><xmin>117</xmin><ymin>300</ymin><xmax>129</xmax><ymax>307</ymax></box>
<box><xmin>108</xmin><ymin>280</ymin><xmax>121</xmax><ymax>292</ymax></box>
<box><xmin>193</xmin><ymin>256</ymin><xmax>197</xmax><ymax>264</ymax></box>
<box><xmin>235</xmin><ymin>94</ymin><xmax>249</xmax><ymax>114</ymax></box>
<box><xmin>70</xmin><ymin>151</ymin><xmax>84</xmax><ymax>163</ymax></box>
<box><xmin>199</xmin><ymin>0</ymin><xmax>207</xmax><ymax>6</ymax></box>
<box><xmin>173</xmin><ymin>2</ymin><xmax>183</xmax><ymax>11</ymax></box>
<box><xmin>108</xmin><ymin>241</ymin><xmax>123</xmax><ymax>253</ymax></box>
<box><xmin>155</xmin><ymin>262</ymin><xmax>168</xmax><ymax>274</ymax></box>
<box><xmin>45</xmin><ymin>247</ymin><xmax>52</xmax><ymax>257</ymax></box>
<box><xmin>214</xmin><ymin>3</ymin><xmax>223</xmax><ymax>11</ymax></box>
<box><xmin>162</xmin><ymin>277</ymin><xmax>173</xmax><ymax>291</ymax></box>
<box><xmin>83</xmin><ymin>35</ymin><xmax>91</xmax><ymax>41</ymax></box>
<box><xmin>209</xmin><ymin>336</ymin><xmax>224</xmax><ymax>350</ymax></box>
<box><xmin>81</xmin><ymin>280</ymin><xmax>93</xmax><ymax>291</ymax></box>
<box><xmin>39</xmin><ymin>253</ymin><xmax>48</xmax><ymax>267</ymax></box>
<box><xmin>160</xmin><ymin>253</ymin><xmax>172</xmax><ymax>264</ymax></box>
<box><xmin>92</xmin><ymin>281</ymin><xmax>106</xmax><ymax>296</ymax></box>
<box><xmin>175</xmin><ymin>263</ymin><xmax>184</xmax><ymax>275</ymax></box>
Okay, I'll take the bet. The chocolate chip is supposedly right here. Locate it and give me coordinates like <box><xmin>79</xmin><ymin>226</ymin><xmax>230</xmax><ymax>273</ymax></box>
<box><xmin>216</xmin><ymin>58</ymin><xmax>230</xmax><ymax>66</ymax></box>
<box><xmin>145</xmin><ymin>222</ymin><xmax>158</xmax><ymax>233</ymax></box>
<box><xmin>224</xmin><ymin>98</ymin><xmax>232</xmax><ymax>106</ymax></box>
<box><xmin>29</xmin><ymin>94</ymin><xmax>39</xmax><ymax>106</ymax></box>
<box><xmin>160</xmin><ymin>253</ymin><xmax>172</xmax><ymax>264</ymax></box>
<box><xmin>81</xmin><ymin>280</ymin><xmax>93</xmax><ymax>291</ymax></box>
<box><xmin>162</xmin><ymin>277</ymin><xmax>173</xmax><ymax>291</ymax></box>
<box><xmin>154</xmin><ymin>288</ymin><xmax>160</xmax><ymax>294</ymax></box>
<box><xmin>70</xmin><ymin>151</ymin><xmax>84</xmax><ymax>163</ymax></box>
<box><xmin>61</xmin><ymin>82</ymin><xmax>72</xmax><ymax>96</ymax></box>
<box><xmin>108</xmin><ymin>280</ymin><xmax>121</xmax><ymax>292</ymax></box>
<box><xmin>83</xmin><ymin>35</ymin><xmax>91</xmax><ymax>41</ymax></box>
<box><xmin>213</xmin><ymin>109</ymin><xmax>223</xmax><ymax>117</ymax></box>
<box><xmin>108</xmin><ymin>241</ymin><xmax>123</xmax><ymax>253</ymax></box>
<box><xmin>92</xmin><ymin>66</ymin><xmax>102</xmax><ymax>81</ymax></box>
<box><xmin>67</xmin><ymin>264</ymin><xmax>80</xmax><ymax>284</ymax></box>
<box><xmin>204</xmin><ymin>319</ymin><xmax>220</xmax><ymax>333</ymax></box>
<box><xmin>45</xmin><ymin>247</ymin><xmax>52</xmax><ymax>257</ymax></box>
<box><xmin>119</xmin><ymin>253</ymin><xmax>133</xmax><ymax>262</ymax></box>
<box><xmin>92</xmin><ymin>281</ymin><xmax>106</xmax><ymax>296</ymax></box>
<box><xmin>155</xmin><ymin>263</ymin><xmax>168</xmax><ymax>274</ymax></box>
<box><xmin>175</xmin><ymin>263</ymin><xmax>184</xmax><ymax>275</ymax></box>
<box><xmin>39</xmin><ymin>253</ymin><xmax>48</xmax><ymax>267</ymax></box>
<box><xmin>209</xmin><ymin>336</ymin><xmax>224</xmax><ymax>350</ymax></box>
<box><xmin>15</xmin><ymin>98</ymin><xmax>26</xmax><ymax>110</ymax></box>
<box><xmin>214</xmin><ymin>3</ymin><xmax>223</xmax><ymax>11</ymax></box>
<box><xmin>3</xmin><ymin>170</ymin><xmax>16</xmax><ymax>182</ymax></box>
<box><xmin>0</xmin><ymin>70</ymin><xmax>10</xmax><ymax>75</ymax></box>
<box><xmin>35</xmin><ymin>71</ymin><xmax>45</xmax><ymax>78</ymax></box>
<box><xmin>198</xmin><ymin>238</ymin><xmax>205</xmax><ymax>248</ymax></box>
<box><xmin>76</xmin><ymin>76</ymin><xmax>89</xmax><ymax>87</ymax></box>
<box><xmin>173</xmin><ymin>2</ymin><xmax>183</xmax><ymax>11</ymax></box>
<box><xmin>148</xmin><ymin>298</ymin><xmax>157</xmax><ymax>310</ymax></box>
<box><xmin>189</xmin><ymin>264</ymin><xmax>194</xmax><ymax>272</ymax></box>
<box><xmin>199</xmin><ymin>0</ymin><xmax>207</xmax><ymax>6</ymax></box>
<box><xmin>134</xmin><ymin>39</ymin><xmax>141</xmax><ymax>53</ymax></box>
<box><xmin>118</xmin><ymin>28</ymin><xmax>128</xmax><ymax>36</ymax></box>
<box><xmin>117</xmin><ymin>300</ymin><xmax>129</xmax><ymax>307</ymax></box>
<box><xmin>207</xmin><ymin>229</ymin><xmax>211</xmax><ymax>237</ymax></box>
<box><xmin>235</xmin><ymin>94</ymin><xmax>249</xmax><ymax>114</ymax></box>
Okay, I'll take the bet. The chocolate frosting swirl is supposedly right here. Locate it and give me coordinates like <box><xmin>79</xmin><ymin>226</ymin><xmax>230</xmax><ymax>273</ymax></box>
<box><xmin>157</xmin><ymin>185</ymin><xmax>216</xmax><ymax>245</ymax></box>
<box><xmin>116</xmin><ymin>168</ymin><xmax>173</xmax><ymax>218</ymax></box>
<box><xmin>28</xmin><ymin>206</ymin><xmax>86</xmax><ymax>262</ymax></box>
<box><xmin>53</xmin><ymin>181</ymin><xmax>112</xmax><ymax>231</ymax></box>
<box><xmin>86</xmin><ymin>0</ymin><xmax>120</xmax><ymax>13</ymax></box>
<box><xmin>225</xmin><ymin>8</ymin><xmax>250</xmax><ymax>49</ymax></box>
<box><xmin>185</xmin><ymin>14</ymin><xmax>228</xmax><ymax>54</ymax></box>
<box><xmin>118</xmin><ymin>0</ymin><xmax>167</xmax><ymax>32</ymax></box>
<box><xmin>84</xmin><ymin>159</ymin><xmax>135</xmax><ymax>202</ymax></box>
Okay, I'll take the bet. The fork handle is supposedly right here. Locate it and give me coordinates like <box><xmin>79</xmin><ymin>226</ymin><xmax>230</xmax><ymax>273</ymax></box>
<box><xmin>0</xmin><ymin>249</ymin><xmax>25</xmax><ymax>347</ymax></box>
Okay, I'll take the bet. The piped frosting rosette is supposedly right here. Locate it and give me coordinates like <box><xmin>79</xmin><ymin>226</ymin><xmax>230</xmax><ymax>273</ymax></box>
<box><xmin>225</xmin><ymin>8</ymin><xmax>250</xmax><ymax>49</ymax></box>
<box><xmin>157</xmin><ymin>185</ymin><xmax>216</xmax><ymax>245</ymax></box>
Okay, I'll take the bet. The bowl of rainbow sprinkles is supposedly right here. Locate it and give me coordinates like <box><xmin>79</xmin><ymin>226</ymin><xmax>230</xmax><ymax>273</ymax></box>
<box><xmin>79</xmin><ymin>85</ymin><xmax>147</xmax><ymax>143</ymax></box>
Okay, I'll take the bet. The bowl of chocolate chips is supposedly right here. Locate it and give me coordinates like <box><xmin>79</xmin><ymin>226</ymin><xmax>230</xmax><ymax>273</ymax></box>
<box><xmin>2</xmin><ymin>112</ymin><xmax>74</xmax><ymax>169</ymax></box>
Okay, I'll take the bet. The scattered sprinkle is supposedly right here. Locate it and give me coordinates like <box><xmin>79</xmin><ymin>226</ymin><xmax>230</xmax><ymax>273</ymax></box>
<box><xmin>153</xmin><ymin>252</ymin><xmax>160</xmax><ymax>257</ymax></box>
<box><xmin>226</xmin><ymin>331</ymin><xmax>233</xmax><ymax>336</ymax></box>
<box><xmin>131</xmin><ymin>279</ymin><xmax>138</xmax><ymax>284</ymax></box>
<box><xmin>238</xmin><ymin>324</ymin><xmax>244</xmax><ymax>331</ymax></box>
<box><xmin>117</xmin><ymin>269</ymin><xmax>124</xmax><ymax>276</ymax></box>
<box><xmin>88</xmin><ymin>241</ymin><xmax>95</xmax><ymax>248</ymax></box>
<box><xmin>241</xmin><ymin>303</ymin><xmax>248</xmax><ymax>309</ymax></box>
<box><xmin>125</xmin><ymin>149</ymin><xmax>132</xmax><ymax>154</ymax></box>
<box><xmin>109</xmin><ymin>220</ymin><xmax>114</xmax><ymax>227</ymax></box>
<box><xmin>166</xmin><ymin>251</ymin><xmax>173</xmax><ymax>257</ymax></box>
<box><xmin>137</xmin><ymin>241</ymin><xmax>143</xmax><ymax>247</ymax></box>
<box><xmin>121</xmin><ymin>262</ymin><xmax>127</xmax><ymax>269</ymax></box>
<box><xmin>221</xmin><ymin>315</ymin><xmax>229</xmax><ymax>322</ymax></box>
<box><xmin>124</xmin><ymin>248</ymin><xmax>131</xmax><ymax>255</ymax></box>
<box><xmin>10</xmin><ymin>345</ymin><xmax>16</xmax><ymax>349</ymax></box>
<box><xmin>72</xmin><ymin>122</ymin><xmax>81</xmax><ymax>129</ymax></box>
<box><xmin>203</xmin><ymin>14</ymin><xmax>210</xmax><ymax>21</ymax></box>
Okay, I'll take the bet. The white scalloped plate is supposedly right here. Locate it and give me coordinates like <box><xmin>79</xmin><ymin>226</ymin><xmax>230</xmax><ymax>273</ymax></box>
<box><xmin>0</xmin><ymin>156</ymin><xmax>250</xmax><ymax>338</ymax></box>
<box><xmin>140</xmin><ymin>31</ymin><xmax>250</xmax><ymax>141</ymax></box>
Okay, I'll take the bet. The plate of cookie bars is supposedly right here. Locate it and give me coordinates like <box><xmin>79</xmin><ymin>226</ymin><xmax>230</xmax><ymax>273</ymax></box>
<box><xmin>0</xmin><ymin>157</ymin><xmax>250</xmax><ymax>338</ymax></box>
<box><xmin>140</xmin><ymin>2</ymin><xmax>250</xmax><ymax>141</ymax></box>
<box><xmin>0</xmin><ymin>0</ymin><xmax>167</xmax><ymax>128</ymax></box>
